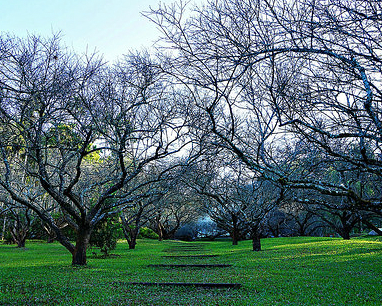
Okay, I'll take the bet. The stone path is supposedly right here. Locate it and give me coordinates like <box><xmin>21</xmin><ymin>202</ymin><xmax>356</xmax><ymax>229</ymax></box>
<box><xmin>131</xmin><ymin>242</ymin><xmax>242</xmax><ymax>288</ymax></box>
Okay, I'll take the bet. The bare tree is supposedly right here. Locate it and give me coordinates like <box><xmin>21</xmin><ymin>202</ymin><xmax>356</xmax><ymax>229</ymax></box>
<box><xmin>294</xmin><ymin>195</ymin><xmax>361</xmax><ymax>239</ymax></box>
<box><xmin>146</xmin><ymin>0</ymin><xmax>382</xmax><ymax>218</ymax></box>
<box><xmin>179</xmin><ymin>155</ymin><xmax>282</xmax><ymax>250</ymax></box>
<box><xmin>0</xmin><ymin>202</ymin><xmax>33</xmax><ymax>247</ymax></box>
<box><xmin>149</xmin><ymin>183</ymin><xmax>201</xmax><ymax>240</ymax></box>
<box><xmin>282</xmin><ymin>203</ymin><xmax>325</xmax><ymax>237</ymax></box>
<box><xmin>120</xmin><ymin>177</ymin><xmax>165</xmax><ymax>249</ymax></box>
<box><xmin>0</xmin><ymin>35</ymin><xmax>191</xmax><ymax>265</ymax></box>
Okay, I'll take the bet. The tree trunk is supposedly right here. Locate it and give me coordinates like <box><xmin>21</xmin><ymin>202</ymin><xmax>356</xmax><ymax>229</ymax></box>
<box><xmin>10</xmin><ymin>225</ymin><xmax>28</xmax><ymax>248</ymax></box>
<box><xmin>128</xmin><ymin>236</ymin><xmax>137</xmax><ymax>249</ymax></box>
<box><xmin>158</xmin><ymin>222</ymin><xmax>164</xmax><ymax>241</ymax></box>
<box><xmin>124</xmin><ymin>227</ymin><xmax>138</xmax><ymax>250</ymax></box>
<box><xmin>16</xmin><ymin>235</ymin><xmax>26</xmax><ymax>248</ymax></box>
<box><xmin>338</xmin><ymin>212</ymin><xmax>358</xmax><ymax>240</ymax></box>
<box><xmin>298</xmin><ymin>225</ymin><xmax>306</xmax><ymax>236</ymax></box>
<box><xmin>339</xmin><ymin>229</ymin><xmax>351</xmax><ymax>240</ymax></box>
<box><xmin>1</xmin><ymin>217</ymin><xmax>7</xmax><ymax>240</ymax></box>
<box><xmin>121</xmin><ymin>208</ymin><xmax>143</xmax><ymax>250</ymax></box>
<box><xmin>72</xmin><ymin>226</ymin><xmax>92</xmax><ymax>265</ymax></box>
<box><xmin>231</xmin><ymin>229</ymin><xmax>239</xmax><ymax>245</ymax></box>
<box><xmin>252</xmin><ymin>235</ymin><xmax>261</xmax><ymax>251</ymax></box>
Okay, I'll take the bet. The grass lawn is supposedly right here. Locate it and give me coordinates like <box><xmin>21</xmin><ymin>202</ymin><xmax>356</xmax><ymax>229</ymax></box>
<box><xmin>1</xmin><ymin>236</ymin><xmax>382</xmax><ymax>305</ymax></box>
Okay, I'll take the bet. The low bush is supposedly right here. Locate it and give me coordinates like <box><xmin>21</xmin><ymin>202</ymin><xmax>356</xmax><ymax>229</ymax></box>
<box><xmin>138</xmin><ymin>227</ymin><xmax>159</xmax><ymax>239</ymax></box>
<box><xmin>89</xmin><ymin>218</ymin><xmax>123</xmax><ymax>256</ymax></box>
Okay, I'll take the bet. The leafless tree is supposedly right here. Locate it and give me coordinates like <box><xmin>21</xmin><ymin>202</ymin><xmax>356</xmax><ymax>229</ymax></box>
<box><xmin>120</xmin><ymin>173</ymin><xmax>167</xmax><ymax>249</ymax></box>
<box><xmin>149</xmin><ymin>182</ymin><xmax>202</xmax><ymax>240</ymax></box>
<box><xmin>0</xmin><ymin>34</ymin><xmax>191</xmax><ymax>265</ymax></box>
<box><xmin>282</xmin><ymin>203</ymin><xmax>325</xmax><ymax>237</ymax></box>
<box><xmin>179</xmin><ymin>154</ymin><xmax>283</xmax><ymax>250</ymax></box>
<box><xmin>146</xmin><ymin>0</ymin><xmax>382</xmax><ymax>218</ymax></box>
<box><xmin>0</xmin><ymin>200</ymin><xmax>33</xmax><ymax>247</ymax></box>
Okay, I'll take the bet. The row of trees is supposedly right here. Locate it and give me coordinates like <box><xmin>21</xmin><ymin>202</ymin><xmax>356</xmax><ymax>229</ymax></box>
<box><xmin>144</xmin><ymin>0</ymin><xmax>382</xmax><ymax>243</ymax></box>
<box><xmin>1</xmin><ymin>147</ymin><xmax>379</xmax><ymax>253</ymax></box>
<box><xmin>1</xmin><ymin>0</ymin><xmax>382</xmax><ymax>264</ymax></box>
<box><xmin>2</xmin><ymin>181</ymin><xmax>371</xmax><ymax>245</ymax></box>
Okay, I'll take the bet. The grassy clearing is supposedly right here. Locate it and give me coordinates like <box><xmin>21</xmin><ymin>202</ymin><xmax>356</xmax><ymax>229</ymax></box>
<box><xmin>1</xmin><ymin>236</ymin><xmax>382</xmax><ymax>305</ymax></box>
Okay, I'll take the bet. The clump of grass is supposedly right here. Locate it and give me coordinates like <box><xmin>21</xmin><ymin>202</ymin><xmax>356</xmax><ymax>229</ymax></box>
<box><xmin>1</xmin><ymin>236</ymin><xmax>381</xmax><ymax>305</ymax></box>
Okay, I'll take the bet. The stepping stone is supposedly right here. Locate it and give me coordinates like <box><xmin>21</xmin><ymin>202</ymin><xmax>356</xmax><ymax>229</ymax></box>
<box><xmin>148</xmin><ymin>264</ymin><xmax>231</xmax><ymax>268</ymax></box>
<box><xmin>167</xmin><ymin>246</ymin><xmax>204</xmax><ymax>249</ymax></box>
<box><xmin>170</xmin><ymin>248</ymin><xmax>203</xmax><ymax>250</ymax></box>
<box><xmin>164</xmin><ymin>248</ymin><xmax>207</xmax><ymax>252</ymax></box>
<box><xmin>167</xmin><ymin>243</ymin><xmax>208</xmax><ymax>246</ymax></box>
<box><xmin>162</xmin><ymin>255</ymin><xmax>219</xmax><ymax>258</ymax></box>
<box><xmin>174</xmin><ymin>245</ymin><xmax>205</xmax><ymax>248</ymax></box>
<box><xmin>126</xmin><ymin>282</ymin><xmax>242</xmax><ymax>288</ymax></box>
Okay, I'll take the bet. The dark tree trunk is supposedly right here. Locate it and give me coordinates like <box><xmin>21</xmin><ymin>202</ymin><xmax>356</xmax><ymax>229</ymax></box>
<box><xmin>339</xmin><ymin>228</ymin><xmax>351</xmax><ymax>240</ymax></box>
<box><xmin>9</xmin><ymin>226</ymin><xmax>28</xmax><ymax>248</ymax></box>
<box><xmin>338</xmin><ymin>212</ymin><xmax>358</xmax><ymax>240</ymax></box>
<box><xmin>297</xmin><ymin>224</ymin><xmax>306</xmax><ymax>236</ymax></box>
<box><xmin>296</xmin><ymin>217</ymin><xmax>309</xmax><ymax>236</ymax></box>
<box><xmin>123</xmin><ymin>227</ymin><xmax>139</xmax><ymax>250</ymax></box>
<box><xmin>121</xmin><ymin>206</ymin><xmax>144</xmax><ymax>250</ymax></box>
<box><xmin>158</xmin><ymin>222</ymin><xmax>164</xmax><ymax>241</ymax></box>
<box><xmin>231</xmin><ymin>231</ymin><xmax>239</xmax><ymax>245</ymax></box>
<box><xmin>268</xmin><ymin>221</ymin><xmax>280</xmax><ymax>237</ymax></box>
<box><xmin>128</xmin><ymin>237</ymin><xmax>137</xmax><ymax>249</ymax></box>
<box><xmin>71</xmin><ymin>226</ymin><xmax>92</xmax><ymax>265</ymax></box>
<box><xmin>252</xmin><ymin>235</ymin><xmax>261</xmax><ymax>251</ymax></box>
<box><xmin>1</xmin><ymin>217</ymin><xmax>7</xmax><ymax>241</ymax></box>
<box><xmin>16</xmin><ymin>235</ymin><xmax>26</xmax><ymax>248</ymax></box>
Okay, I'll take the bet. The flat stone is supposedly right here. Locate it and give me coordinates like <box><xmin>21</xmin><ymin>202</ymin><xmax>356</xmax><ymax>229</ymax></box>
<box><xmin>164</xmin><ymin>249</ymin><xmax>206</xmax><ymax>252</ymax></box>
<box><xmin>125</xmin><ymin>282</ymin><xmax>242</xmax><ymax>288</ymax></box>
<box><xmin>162</xmin><ymin>255</ymin><xmax>219</xmax><ymax>258</ymax></box>
<box><xmin>148</xmin><ymin>264</ymin><xmax>231</xmax><ymax>268</ymax></box>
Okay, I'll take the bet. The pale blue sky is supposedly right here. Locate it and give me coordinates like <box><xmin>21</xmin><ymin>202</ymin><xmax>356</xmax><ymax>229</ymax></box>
<box><xmin>0</xmin><ymin>0</ymin><xmax>180</xmax><ymax>62</ymax></box>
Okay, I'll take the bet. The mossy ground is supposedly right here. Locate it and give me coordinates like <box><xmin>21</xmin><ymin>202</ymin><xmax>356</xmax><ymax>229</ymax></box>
<box><xmin>1</xmin><ymin>236</ymin><xmax>381</xmax><ymax>305</ymax></box>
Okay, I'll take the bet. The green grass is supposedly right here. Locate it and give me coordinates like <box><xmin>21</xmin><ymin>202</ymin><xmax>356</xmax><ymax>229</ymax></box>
<box><xmin>1</xmin><ymin>236</ymin><xmax>382</xmax><ymax>305</ymax></box>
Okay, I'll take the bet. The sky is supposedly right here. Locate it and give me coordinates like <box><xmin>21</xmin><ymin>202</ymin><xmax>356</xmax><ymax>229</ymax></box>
<box><xmin>0</xmin><ymin>0</ymin><xmax>183</xmax><ymax>63</ymax></box>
